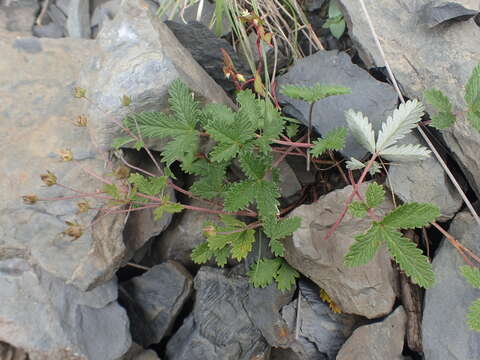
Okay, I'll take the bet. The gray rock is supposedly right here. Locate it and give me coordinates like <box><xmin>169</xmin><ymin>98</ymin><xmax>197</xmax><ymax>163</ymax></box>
<box><xmin>420</xmin><ymin>1</ymin><xmax>479</xmax><ymax>28</ymax></box>
<box><xmin>422</xmin><ymin>211</ymin><xmax>480</xmax><ymax>360</ymax></box>
<box><xmin>150</xmin><ymin>199</ymin><xmax>218</xmax><ymax>269</ymax></box>
<box><xmin>277</xmin><ymin>50</ymin><xmax>398</xmax><ymax>159</ymax></box>
<box><xmin>0</xmin><ymin>258</ymin><xmax>131</xmax><ymax>360</ymax></box>
<box><xmin>118</xmin><ymin>343</ymin><xmax>161</xmax><ymax>360</ymax></box>
<box><xmin>270</xmin><ymin>348</ymin><xmax>303</xmax><ymax>360</ymax></box>
<box><xmin>47</xmin><ymin>3</ymin><xmax>67</xmax><ymax>28</ymax></box>
<box><xmin>284</xmin><ymin>183</ymin><xmax>397</xmax><ymax>318</ymax></box>
<box><xmin>33</xmin><ymin>22</ymin><xmax>65</xmax><ymax>38</ymax></box>
<box><xmin>66</xmin><ymin>0</ymin><xmax>91</xmax><ymax>38</ymax></box>
<box><xmin>0</xmin><ymin>342</ymin><xmax>28</xmax><ymax>360</ymax></box>
<box><xmin>0</xmin><ymin>0</ymin><xmax>39</xmax><ymax>33</ymax></box>
<box><xmin>304</xmin><ymin>0</ymin><xmax>327</xmax><ymax>12</ymax></box>
<box><xmin>281</xmin><ymin>280</ymin><xmax>358</xmax><ymax>359</ymax></box>
<box><xmin>91</xmin><ymin>0</ymin><xmax>120</xmax><ymax>28</ymax></box>
<box><xmin>386</xmin><ymin>132</ymin><xmax>463</xmax><ymax>220</ymax></box>
<box><xmin>338</xmin><ymin>0</ymin><xmax>480</xmax><ymax>197</ymax></box>
<box><xmin>119</xmin><ymin>261</ymin><xmax>193</xmax><ymax>347</ymax></box>
<box><xmin>81</xmin><ymin>0</ymin><xmax>233</xmax><ymax>152</ymax></box>
<box><xmin>56</xmin><ymin>0</ymin><xmax>71</xmax><ymax>15</ymax></box>
<box><xmin>165</xmin><ymin>267</ymin><xmax>271</xmax><ymax>360</ymax></box>
<box><xmin>0</xmin><ymin>30</ymin><xmax>131</xmax><ymax>291</ymax></box>
<box><xmin>165</xmin><ymin>20</ymin><xmax>251</xmax><ymax>92</ymax></box>
<box><xmin>336</xmin><ymin>306</ymin><xmax>407</xmax><ymax>360</ymax></box>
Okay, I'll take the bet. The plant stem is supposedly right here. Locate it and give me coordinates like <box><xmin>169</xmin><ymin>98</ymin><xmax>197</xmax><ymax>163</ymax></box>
<box><xmin>323</xmin><ymin>154</ymin><xmax>378</xmax><ymax>241</ymax></box>
<box><xmin>306</xmin><ymin>102</ymin><xmax>316</xmax><ymax>171</ymax></box>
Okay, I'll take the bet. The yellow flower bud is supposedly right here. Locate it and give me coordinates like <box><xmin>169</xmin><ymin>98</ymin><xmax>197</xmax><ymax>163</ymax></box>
<box><xmin>40</xmin><ymin>170</ymin><xmax>57</xmax><ymax>187</ymax></box>
<box><xmin>59</xmin><ymin>149</ymin><xmax>73</xmax><ymax>162</ymax></box>
<box><xmin>22</xmin><ymin>194</ymin><xmax>38</xmax><ymax>204</ymax></box>
<box><xmin>63</xmin><ymin>221</ymin><xmax>83</xmax><ymax>240</ymax></box>
<box><xmin>73</xmin><ymin>87</ymin><xmax>86</xmax><ymax>98</ymax></box>
<box><xmin>77</xmin><ymin>201</ymin><xmax>90</xmax><ymax>214</ymax></box>
<box><xmin>74</xmin><ymin>115</ymin><xmax>88</xmax><ymax>127</ymax></box>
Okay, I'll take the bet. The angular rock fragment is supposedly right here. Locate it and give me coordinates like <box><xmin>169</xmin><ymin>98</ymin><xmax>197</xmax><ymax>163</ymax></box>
<box><xmin>284</xmin><ymin>183</ymin><xmax>397</xmax><ymax>318</ymax></box>
<box><xmin>420</xmin><ymin>1</ymin><xmax>478</xmax><ymax>28</ymax></box>
<box><xmin>0</xmin><ymin>0</ymin><xmax>39</xmax><ymax>33</ymax></box>
<box><xmin>386</xmin><ymin>132</ymin><xmax>463</xmax><ymax>221</ymax></box>
<box><xmin>422</xmin><ymin>211</ymin><xmax>480</xmax><ymax>359</ymax></box>
<box><xmin>336</xmin><ymin>306</ymin><xmax>407</xmax><ymax>360</ymax></box>
<box><xmin>66</xmin><ymin>0</ymin><xmax>91</xmax><ymax>38</ymax></box>
<box><xmin>119</xmin><ymin>261</ymin><xmax>193</xmax><ymax>347</ymax></box>
<box><xmin>81</xmin><ymin>0</ymin><xmax>233</xmax><ymax>152</ymax></box>
<box><xmin>0</xmin><ymin>30</ymin><xmax>129</xmax><ymax>291</ymax></box>
<box><xmin>277</xmin><ymin>50</ymin><xmax>398</xmax><ymax>159</ymax></box>
<box><xmin>165</xmin><ymin>20</ymin><xmax>251</xmax><ymax>93</ymax></box>
<box><xmin>281</xmin><ymin>280</ymin><xmax>358</xmax><ymax>359</ymax></box>
<box><xmin>0</xmin><ymin>258</ymin><xmax>131</xmax><ymax>360</ymax></box>
<box><xmin>166</xmin><ymin>267</ymin><xmax>282</xmax><ymax>360</ymax></box>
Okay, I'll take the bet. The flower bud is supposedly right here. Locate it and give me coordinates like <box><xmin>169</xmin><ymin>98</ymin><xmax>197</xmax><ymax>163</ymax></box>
<box><xmin>22</xmin><ymin>194</ymin><xmax>38</xmax><ymax>204</ymax></box>
<box><xmin>63</xmin><ymin>221</ymin><xmax>83</xmax><ymax>240</ymax></box>
<box><xmin>40</xmin><ymin>170</ymin><xmax>57</xmax><ymax>187</ymax></box>
<box><xmin>74</xmin><ymin>115</ymin><xmax>87</xmax><ymax>127</ymax></box>
<box><xmin>73</xmin><ymin>87</ymin><xmax>86</xmax><ymax>98</ymax></box>
<box><xmin>77</xmin><ymin>201</ymin><xmax>90</xmax><ymax>214</ymax></box>
<box><xmin>59</xmin><ymin>149</ymin><xmax>73</xmax><ymax>162</ymax></box>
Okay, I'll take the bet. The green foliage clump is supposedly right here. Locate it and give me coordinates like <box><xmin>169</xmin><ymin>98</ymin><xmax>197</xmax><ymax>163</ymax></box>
<box><xmin>345</xmin><ymin>182</ymin><xmax>439</xmax><ymax>288</ymax></box>
<box><xmin>425</xmin><ymin>63</ymin><xmax>480</xmax><ymax>131</ymax></box>
<box><xmin>116</xmin><ymin>80</ymin><xmax>350</xmax><ymax>290</ymax></box>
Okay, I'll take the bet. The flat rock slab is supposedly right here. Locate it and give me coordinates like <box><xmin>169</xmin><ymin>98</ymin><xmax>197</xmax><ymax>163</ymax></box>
<box><xmin>81</xmin><ymin>0</ymin><xmax>233</xmax><ymax>152</ymax></box>
<box><xmin>386</xmin><ymin>133</ymin><xmax>463</xmax><ymax>221</ymax></box>
<box><xmin>0</xmin><ymin>258</ymin><xmax>131</xmax><ymax>360</ymax></box>
<box><xmin>166</xmin><ymin>267</ymin><xmax>291</xmax><ymax>360</ymax></box>
<box><xmin>277</xmin><ymin>50</ymin><xmax>398</xmax><ymax>159</ymax></box>
<box><xmin>336</xmin><ymin>306</ymin><xmax>406</xmax><ymax>360</ymax></box>
<box><xmin>119</xmin><ymin>261</ymin><xmax>193</xmax><ymax>347</ymax></box>
<box><xmin>338</xmin><ymin>0</ymin><xmax>480</xmax><ymax>197</ymax></box>
<box><xmin>422</xmin><ymin>211</ymin><xmax>480</xmax><ymax>359</ymax></box>
<box><xmin>284</xmin><ymin>183</ymin><xmax>397</xmax><ymax>319</ymax></box>
<box><xmin>0</xmin><ymin>31</ymin><xmax>130</xmax><ymax>291</ymax></box>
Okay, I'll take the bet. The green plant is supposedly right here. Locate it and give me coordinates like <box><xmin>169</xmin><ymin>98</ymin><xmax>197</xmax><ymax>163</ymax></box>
<box><xmin>113</xmin><ymin>80</ymin><xmax>352</xmax><ymax>290</ymax></box>
<box><xmin>322</xmin><ymin>0</ymin><xmax>346</xmax><ymax>40</ymax></box>
<box><xmin>424</xmin><ymin>63</ymin><xmax>480</xmax><ymax>131</ymax></box>
<box><xmin>460</xmin><ymin>266</ymin><xmax>480</xmax><ymax>331</ymax></box>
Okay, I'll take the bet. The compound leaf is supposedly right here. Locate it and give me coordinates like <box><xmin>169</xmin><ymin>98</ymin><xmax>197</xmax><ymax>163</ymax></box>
<box><xmin>384</xmin><ymin>228</ymin><xmax>435</xmax><ymax>288</ymax></box>
<box><xmin>168</xmin><ymin>79</ymin><xmax>201</xmax><ymax>129</ymax></box>
<box><xmin>382</xmin><ymin>202</ymin><xmax>440</xmax><ymax>229</ymax></box>
<box><xmin>311</xmin><ymin>127</ymin><xmax>347</xmax><ymax>157</ymax></box>
<box><xmin>269</xmin><ymin>238</ymin><xmax>285</xmax><ymax>257</ymax></box>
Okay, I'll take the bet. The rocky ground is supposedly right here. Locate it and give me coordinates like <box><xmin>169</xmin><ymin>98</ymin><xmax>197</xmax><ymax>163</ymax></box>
<box><xmin>0</xmin><ymin>0</ymin><xmax>479</xmax><ymax>359</ymax></box>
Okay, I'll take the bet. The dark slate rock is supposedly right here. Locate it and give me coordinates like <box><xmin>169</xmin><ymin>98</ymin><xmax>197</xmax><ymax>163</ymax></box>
<box><xmin>47</xmin><ymin>3</ymin><xmax>67</xmax><ymax>27</ymax></box>
<box><xmin>119</xmin><ymin>261</ymin><xmax>193</xmax><ymax>347</ymax></box>
<box><xmin>33</xmin><ymin>22</ymin><xmax>65</xmax><ymax>38</ymax></box>
<box><xmin>165</xmin><ymin>20</ymin><xmax>251</xmax><ymax>93</ymax></box>
<box><xmin>422</xmin><ymin>211</ymin><xmax>480</xmax><ymax>359</ymax></box>
<box><xmin>166</xmin><ymin>267</ymin><xmax>278</xmax><ymax>360</ymax></box>
<box><xmin>277</xmin><ymin>50</ymin><xmax>398</xmax><ymax>159</ymax></box>
<box><xmin>281</xmin><ymin>280</ymin><xmax>358</xmax><ymax>360</ymax></box>
<box><xmin>420</xmin><ymin>1</ymin><xmax>478</xmax><ymax>28</ymax></box>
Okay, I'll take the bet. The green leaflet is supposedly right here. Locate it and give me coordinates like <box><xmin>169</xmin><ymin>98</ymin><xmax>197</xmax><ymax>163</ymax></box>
<box><xmin>424</xmin><ymin>89</ymin><xmax>453</xmax><ymax>113</ymax></box>
<box><xmin>349</xmin><ymin>201</ymin><xmax>368</xmax><ymax>218</ymax></box>
<box><xmin>128</xmin><ymin>173</ymin><xmax>167</xmax><ymax>196</ymax></box>
<box><xmin>281</xmin><ymin>83</ymin><xmax>351</xmax><ymax>103</ymax></box>
<box><xmin>344</xmin><ymin>223</ymin><xmax>383</xmax><ymax>267</ymax></box>
<box><xmin>467</xmin><ymin>298</ymin><xmax>480</xmax><ymax>332</ymax></box>
<box><xmin>365</xmin><ymin>182</ymin><xmax>385</xmax><ymax>209</ymax></box>
<box><xmin>247</xmin><ymin>258</ymin><xmax>299</xmax><ymax>291</ymax></box>
<box><xmin>460</xmin><ymin>266</ymin><xmax>480</xmax><ymax>289</ymax></box>
<box><xmin>382</xmin><ymin>202</ymin><xmax>440</xmax><ymax>229</ymax></box>
<box><xmin>311</xmin><ymin>127</ymin><xmax>347</xmax><ymax>157</ymax></box>
<box><xmin>384</xmin><ymin>228</ymin><xmax>435</xmax><ymax>288</ymax></box>
<box><xmin>465</xmin><ymin>64</ymin><xmax>480</xmax><ymax>111</ymax></box>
